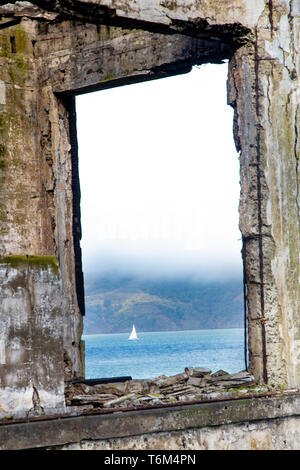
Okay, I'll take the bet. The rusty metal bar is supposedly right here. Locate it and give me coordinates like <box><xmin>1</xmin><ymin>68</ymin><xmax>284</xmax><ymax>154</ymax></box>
<box><xmin>67</xmin><ymin>376</ymin><xmax>132</xmax><ymax>386</ymax></box>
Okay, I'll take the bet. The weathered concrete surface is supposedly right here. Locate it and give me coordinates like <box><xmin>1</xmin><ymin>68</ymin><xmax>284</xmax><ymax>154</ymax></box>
<box><xmin>62</xmin><ymin>415</ymin><xmax>300</xmax><ymax>450</ymax></box>
<box><xmin>0</xmin><ymin>0</ymin><xmax>300</xmax><ymax>424</ymax></box>
<box><xmin>0</xmin><ymin>392</ymin><xmax>299</xmax><ymax>450</ymax></box>
<box><xmin>65</xmin><ymin>369</ymin><xmax>261</xmax><ymax>410</ymax></box>
<box><xmin>40</xmin><ymin>25</ymin><xmax>233</xmax><ymax>95</ymax></box>
<box><xmin>9</xmin><ymin>0</ymin><xmax>265</xmax><ymax>31</ymax></box>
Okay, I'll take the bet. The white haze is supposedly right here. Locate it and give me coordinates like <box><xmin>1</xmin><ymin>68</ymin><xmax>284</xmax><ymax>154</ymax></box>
<box><xmin>76</xmin><ymin>63</ymin><xmax>242</xmax><ymax>281</ymax></box>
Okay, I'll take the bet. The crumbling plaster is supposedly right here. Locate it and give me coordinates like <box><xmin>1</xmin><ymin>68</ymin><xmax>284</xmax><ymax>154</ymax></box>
<box><xmin>0</xmin><ymin>0</ymin><xmax>299</xmax><ymax>433</ymax></box>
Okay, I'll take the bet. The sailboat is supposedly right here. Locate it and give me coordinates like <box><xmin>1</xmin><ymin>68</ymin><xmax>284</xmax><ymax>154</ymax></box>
<box><xmin>128</xmin><ymin>324</ymin><xmax>138</xmax><ymax>340</ymax></box>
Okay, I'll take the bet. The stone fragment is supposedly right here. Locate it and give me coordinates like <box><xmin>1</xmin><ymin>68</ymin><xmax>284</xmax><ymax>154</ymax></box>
<box><xmin>125</xmin><ymin>380</ymin><xmax>156</xmax><ymax>394</ymax></box>
<box><xmin>93</xmin><ymin>382</ymin><xmax>127</xmax><ymax>396</ymax></box>
<box><xmin>228</xmin><ymin>371</ymin><xmax>254</xmax><ymax>381</ymax></box>
<box><xmin>0</xmin><ymin>0</ymin><xmax>299</xmax><ymax>424</ymax></box>
<box><xmin>136</xmin><ymin>396</ymin><xmax>154</xmax><ymax>402</ymax></box>
<box><xmin>65</xmin><ymin>404</ymin><xmax>94</xmax><ymax>414</ymax></box>
<box><xmin>178</xmin><ymin>394</ymin><xmax>199</xmax><ymax>402</ymax></box>
<box><xmin>64</xmin><ymin>366</ymin><xmax>259</xmax><ymax>411</ymax></box>
<box><xmin>162</xmin><ymin>386</ymin><xmax>195</xmax><ymax>397</ymax></box>
<box><xmin>0</xmin><ymin>2</ymin><xmax>58</xmax><ymax>20</ymax></box>
<box><xmin>151</xmin><ymin>398</ymin><xmax>163</xmax><ymax>404</ymax></box>
<box><xmin>160</xmin><ymin>384</ymin><xmax>190</xmax><ymax>393</ymax></box>
<box><xmin>156</xmin><ymin>373</ymin><xmax>186</xmax><ymax>388</ymax></box>
<box><xmin>208</xmin><ymin>370</ymin><xmax>255</xmax><ymax>387</ymax></box>
<box><xmin>208</xmin><ymin>374</ymin><xmax>231</xmax><ymax>383</ymax></box>
<box><xmin>186</xmin><ymin>376</ymin><xmax>207</xmax><ymax>387</ymax></box>
<box><xmin>211</xmin><ymin>370</ymin><xmax>230</xmax><ymax>377</ymax></box>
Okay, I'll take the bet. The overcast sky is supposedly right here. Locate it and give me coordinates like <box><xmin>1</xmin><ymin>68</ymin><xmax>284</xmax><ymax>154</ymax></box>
<box><xmin>76</xmin><ymin>62</ymin><xmax>242</xmax><ymax>281</ymax></box>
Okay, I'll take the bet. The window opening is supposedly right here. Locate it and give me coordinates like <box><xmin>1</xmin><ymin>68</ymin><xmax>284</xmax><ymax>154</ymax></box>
<box><xmin>76</xmin><ymin>63</ymin><xmax>247</xmax><ymax>403</ymax></box>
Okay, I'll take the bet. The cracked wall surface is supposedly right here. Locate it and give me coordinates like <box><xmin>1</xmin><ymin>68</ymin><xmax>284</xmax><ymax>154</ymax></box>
<box><xmin>0</xmin><ymin>0</ymin><xmax>299</xmax><ymax>423</ymax></box>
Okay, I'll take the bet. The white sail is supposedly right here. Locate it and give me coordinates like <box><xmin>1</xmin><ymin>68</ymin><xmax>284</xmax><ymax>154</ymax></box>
<box><xmin>128</xmin><ymin>324</ymin><xmax>138</xmax><ymax>340</ymax></box>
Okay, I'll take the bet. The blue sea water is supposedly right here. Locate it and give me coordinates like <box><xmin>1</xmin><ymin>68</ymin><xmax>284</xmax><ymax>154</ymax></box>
<box><xmin>83</xmin><ymin>328</ymin><xmax>245</xmax><ymax>380</ymax></box>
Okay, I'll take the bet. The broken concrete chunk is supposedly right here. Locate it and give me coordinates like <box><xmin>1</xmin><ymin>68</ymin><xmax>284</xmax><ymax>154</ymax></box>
<box><xmin>137</xmin><ymin>396</ymin><xmax>154</xmax><ymax>402</ymax></box>
<box><xmin>125</xmin><ymin>379</ymin><xmax>155</xmax><ymax>394</ymax></box>
<box><xmin>178</xmin><ymin>394</ymin><xmax>199</xmax><ymax>402</ymax></box>
<box><xmin>65</xmin><ymin>366</ymin><xmax>259</xmax><ymax>411</ymax></box>
<box><xmin>160</xmin><ymin>383</ymin><xmax>191</xmax><ymax>393</ymax></box>
<box><xmin>165</xmin><ymin>387</ymin><xmax>195</xmax><ymax>397</ymax></box>
<box><xmin>91</xmin><ymin>383</ymin><xmax>127</xmax><ymax>396</ymax></box>
<box><xmin>70</xmin><ymin>394</ymin><xmax>117</xmax><ymax>405</ymax></box>
<box><xmin>227</xmin><ymin>371</ymin><xmax>254</xmax><ymax>381</ymax></box>
<box><xmin>208</xmin><ymin>370</ymin><xmax>255</xmax><ymax>387</ymax></box>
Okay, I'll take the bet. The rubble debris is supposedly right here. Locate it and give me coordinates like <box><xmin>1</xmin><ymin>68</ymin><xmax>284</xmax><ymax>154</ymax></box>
<box><xmin>103</xmin><ymin>393</ymin><xmax>136</xmax><ymax>408</ymax></box>
<box><xmin>65</xmin><ymin>368</ymin><xmax>264</xmax><ymax>410</ymax></box>
<box><xmin>186</xmin><ymin>376</ymin><xmax>207</xmax><ymax>387</ymax></box>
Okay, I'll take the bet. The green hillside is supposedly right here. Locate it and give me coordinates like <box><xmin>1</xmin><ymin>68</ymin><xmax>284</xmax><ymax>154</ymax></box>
<box><xmin>83</xmin><ymin>274</ymin><xmax>244</xmax><ymax>334</ymax></box>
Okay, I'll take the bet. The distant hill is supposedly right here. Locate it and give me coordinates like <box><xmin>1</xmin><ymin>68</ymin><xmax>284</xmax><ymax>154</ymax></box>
<box><xmin>83</xmin><ymin>274</ymin><xmax>244</xmax><ymax>334</ymax></box>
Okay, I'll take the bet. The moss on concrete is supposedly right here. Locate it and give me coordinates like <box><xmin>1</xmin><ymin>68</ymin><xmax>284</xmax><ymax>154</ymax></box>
<box><xmin>0</xmin><ymin>202</ymin><xmax>8</xmax><ymax>226</ymax></box>
<box><xmin>0</xmin><ymin>143</ymin><xmax>6</xmax><ymax>157</ymax></box>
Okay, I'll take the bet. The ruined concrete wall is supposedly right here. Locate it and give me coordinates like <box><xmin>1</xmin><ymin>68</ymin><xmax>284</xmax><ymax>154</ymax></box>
<box><xmin>0</xmin><ymin>18</ymin><xmax>68</xmax><ymax>417</ymax></box>
<box><xmin>0</xmin><ymin>258</ymin><xmax>64</xmax><ymax>416</ymax></box>
<box><xmin>1</xmin><ymin>392</ymin><xmax>299</xmax><ymax>450</ymax></box>
<box><xmin>59</xmin><ymin>415</ymin><xmax>300</xmax><ymax>450</ymax></box>
<box><xmin>0</xmin><ymin>0</ymin><xmax>299</xmax><ymax>421</ymax></box>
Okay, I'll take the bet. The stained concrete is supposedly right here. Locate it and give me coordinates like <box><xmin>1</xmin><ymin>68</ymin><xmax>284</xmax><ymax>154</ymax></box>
<box><xmin>0</xmin><ymin>391</ymin><xmax>299</xmax><ymax>450</ymax></box>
